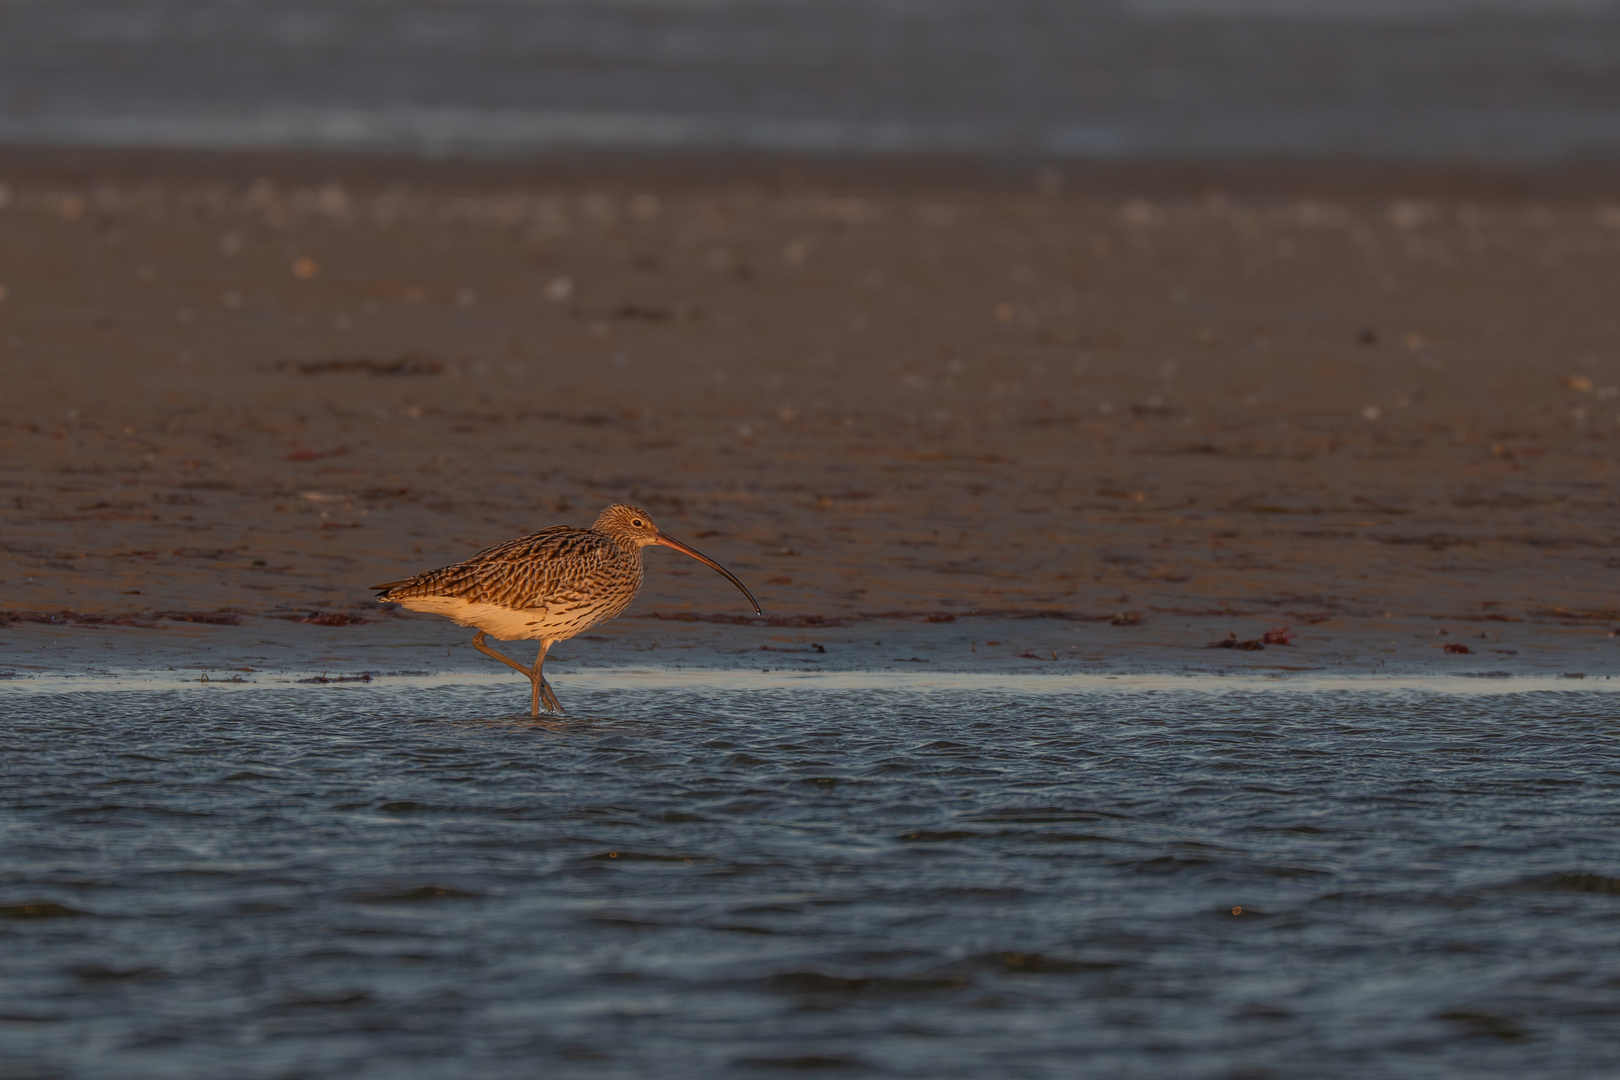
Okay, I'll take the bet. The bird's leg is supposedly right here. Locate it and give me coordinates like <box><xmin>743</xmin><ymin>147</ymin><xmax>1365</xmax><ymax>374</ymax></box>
<box><xmin>471</xmin><ymin>631</ymin><xmax>533</xmax><ymax>677</ymax></box>
<box><xmin>474</xmin><ymin>632</ymin><xmax>561</xmax><ymax>718</ymax></box>
<box><xmin>530</xmin><ymin>640</ymin><xmax>562</xmax><ymax>717</ymax></box>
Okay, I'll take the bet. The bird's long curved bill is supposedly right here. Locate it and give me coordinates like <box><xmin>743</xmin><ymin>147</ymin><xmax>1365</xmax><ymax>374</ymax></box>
<box><xmin>653</xmin><ymin>533</ymin><xmax>763</xmax><ymax>615</ymax></box>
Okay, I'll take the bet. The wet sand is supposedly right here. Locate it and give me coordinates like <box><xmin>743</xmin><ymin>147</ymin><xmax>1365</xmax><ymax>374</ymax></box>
<box><xmin>4</xmin><ymin>150</ymin><xmax>1620</xmax><ymax>679</ymax></box>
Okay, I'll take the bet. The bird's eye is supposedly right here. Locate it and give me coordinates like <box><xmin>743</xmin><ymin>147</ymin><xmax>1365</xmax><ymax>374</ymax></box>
<box><xmin>632</xmin><ymin>519</ymin><xmax>644</xmax><ymax>527</ymax></box>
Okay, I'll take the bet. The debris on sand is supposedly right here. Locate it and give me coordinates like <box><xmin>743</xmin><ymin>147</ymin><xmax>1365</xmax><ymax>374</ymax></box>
<box><xmin>1207</xmin><ymin>625</ymin><xmax>1294</xmax><ymax>651</ymax></box>
<box><xmin>1443</xmin><ymin>642</ymin><xmax>1472</xmax><ymax>654</ymax></box>
<box><xmin>284</xmin><ymin>355</ymin><xmax>443</xmax><ymax>377</ymax></box>
<box><xmin>157</xmin><ymin>610</ymin><xmax>244</xmax><ymax>625</ymax></box>
<box><xmin>0</xmin><ymin>609</ymin><xmax>241</xmax><ymax>628</ymax></box>
<box><xmin>1207</xmin><ymin>632</ymin><xmax>1265</xmax><ymax>651</ymax></box>
<box><xmin>272</xmin><ymin>611</ymin><xmax>370</xmax><ymax>626</ymax></box>
<box><xmin>285</xmin><ymin>446</ymin><xmax>350</xmax><ymax>462</ymax></box>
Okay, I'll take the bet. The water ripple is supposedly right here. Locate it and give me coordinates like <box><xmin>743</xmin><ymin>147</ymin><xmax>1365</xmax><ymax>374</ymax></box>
<box><xmin>2</xmin><ymin>686</ymin><xmax>1619</xmax><ymax>1078</ymax></box>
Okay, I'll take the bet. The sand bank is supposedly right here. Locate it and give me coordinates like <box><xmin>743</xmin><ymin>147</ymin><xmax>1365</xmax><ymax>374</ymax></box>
<box><xmin>3</xmin><ymin>151</ymin><xmax>1619</xmax><ymax>678</ymax></box>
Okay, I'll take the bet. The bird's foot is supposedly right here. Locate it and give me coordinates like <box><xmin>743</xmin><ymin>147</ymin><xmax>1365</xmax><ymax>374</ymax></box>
<box><xmin>529</xmin><ymin>676</ymin><xmax>565</xmax><ymax>718</ymax></box>
<box><xmin>540</xmin><ymin>678</ymin><xmax>564</xmax><ymax>716</ymax></box>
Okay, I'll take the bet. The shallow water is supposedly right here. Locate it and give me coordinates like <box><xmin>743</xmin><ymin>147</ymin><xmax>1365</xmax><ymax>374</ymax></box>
<box><xmin>4</xmin><ymin>684</ymin><xmax>1619</xmax><ymax>1078</ymax></box>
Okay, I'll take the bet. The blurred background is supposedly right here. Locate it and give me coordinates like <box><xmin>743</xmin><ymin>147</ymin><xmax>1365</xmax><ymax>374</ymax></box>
<box><xmin>3</xmin><ymin>0</ymin><xmax>1620</xmax><ymax>163</ymax></box>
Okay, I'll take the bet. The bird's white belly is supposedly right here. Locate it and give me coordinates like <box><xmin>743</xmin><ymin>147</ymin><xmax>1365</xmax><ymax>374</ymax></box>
<box><xmin>395</xmin><ymin>597</ymin><xmax>607</xmax><ymax>641</ymax></box>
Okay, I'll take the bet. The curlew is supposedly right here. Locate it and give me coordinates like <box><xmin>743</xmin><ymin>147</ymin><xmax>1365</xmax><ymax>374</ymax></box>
<box><xmin>371</xmin><ymin>504</ymin><xmax>760</xmax><ymax>716</ymax></box>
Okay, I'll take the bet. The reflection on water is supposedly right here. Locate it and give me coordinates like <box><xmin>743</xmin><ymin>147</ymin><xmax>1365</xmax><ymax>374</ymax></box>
<box><xmin>4</xmin><ymin>686</ymin><xmax>1619</xmax><ymax>1078</ymax></box>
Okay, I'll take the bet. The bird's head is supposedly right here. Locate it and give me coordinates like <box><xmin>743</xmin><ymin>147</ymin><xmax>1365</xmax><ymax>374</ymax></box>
<box><xmin>591</xmin><ymin>503</ymin><xmax>662</xmax><ymax>546</ymax></box>
<box><xmin>590</xmin><ymin>502</ymin><xmax>762</xmax><ymax>615</ymax></box>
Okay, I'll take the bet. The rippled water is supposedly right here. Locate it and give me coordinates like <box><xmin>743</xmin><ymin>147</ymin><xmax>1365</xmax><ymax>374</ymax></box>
<box><xmin>4</xmin><ymin>684</ymin><xmax>1620</xmax><ymax>1078</ymax></box>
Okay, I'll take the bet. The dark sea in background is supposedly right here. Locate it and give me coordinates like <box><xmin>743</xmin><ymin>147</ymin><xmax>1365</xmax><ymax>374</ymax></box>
<box><xmin>4</xmin><ymin>683</ymin><xmax>1620</xmax><ymax>1078</ymax></box>
<box><xmin>3</xmin><ymin>0</ymin><xmax>1620</xmax><ymax>161</ymax></box>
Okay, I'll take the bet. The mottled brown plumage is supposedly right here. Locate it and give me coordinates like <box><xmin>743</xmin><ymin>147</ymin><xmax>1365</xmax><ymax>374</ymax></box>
<box><xmin>372</xmin><ymin>504</ymin><xmax>760</xmax><ymax>716</ymax></box>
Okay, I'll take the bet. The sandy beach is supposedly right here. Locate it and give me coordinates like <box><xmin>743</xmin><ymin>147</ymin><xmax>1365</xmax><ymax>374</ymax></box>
<box><xmin>4</xmin><ymin>150</ymin><xmax>1620</xmax><ymax>678</ymax></box>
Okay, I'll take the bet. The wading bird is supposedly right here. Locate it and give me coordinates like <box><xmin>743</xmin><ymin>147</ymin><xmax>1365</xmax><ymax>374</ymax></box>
<box><xmin>372</xmin><ymin>504</ymin><xmax>760</xmax><ymax>716</ymax></box>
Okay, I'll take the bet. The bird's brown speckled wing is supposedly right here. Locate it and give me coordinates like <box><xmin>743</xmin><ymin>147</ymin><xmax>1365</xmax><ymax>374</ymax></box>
<box><xmin>375</xmin><ymin>526</ymin><xmax>633</xmax><ymax>611</ymax></box>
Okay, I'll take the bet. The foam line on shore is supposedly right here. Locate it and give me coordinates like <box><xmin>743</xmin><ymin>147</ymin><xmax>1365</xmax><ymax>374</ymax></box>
<box><xmin>1</xmin><ymin>668</ymin><xmax>1612</xmax><ymax>697</ymax></box>
<box><xmin>0</xmin><ymin>108</ymin><xmax>1129</xmax><ymax>157</ymax></box>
